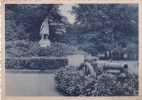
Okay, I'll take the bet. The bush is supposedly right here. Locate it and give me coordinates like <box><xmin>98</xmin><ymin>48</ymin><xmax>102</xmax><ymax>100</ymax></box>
<box><xmin>6</xmin><ymin>57</ymin><xmax>68</xmax><ymax>70</ymax></box>
<box><xmin>55</xmin><ymin>66</ymin><xmax>88</xmax><ymax>96</ymax></box>
<box><xmin>6</xmin><ymin>40</ymin><xmax>39</xmax><ymax>57</ymax></box>
<box><xmin>37</xmin><ymin>42</ymin><xmax>88</xmax><ymax>57</ymax></box>
<box><xmin>6</xmin><ymin>40</ymin><xmax>88</xmax><ymax>57</ymax></box>
<box><xmin>54</xmin><ymin>66</ymin><xmax>138</xmax><ymax>96</ymax></box>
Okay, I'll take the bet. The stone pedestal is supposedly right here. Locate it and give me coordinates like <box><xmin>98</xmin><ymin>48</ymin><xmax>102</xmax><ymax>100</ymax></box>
<box><xmin>67</xmin><ymin>55</ymin><xmax>84</xmax><ymax>67</ymax></box>
<box><xmin>39</xmin><ymin>39</ymin><xmax>50</xmax><ymax>48</ymax></box>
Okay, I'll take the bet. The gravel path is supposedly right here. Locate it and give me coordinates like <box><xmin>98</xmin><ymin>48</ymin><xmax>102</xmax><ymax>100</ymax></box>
<box><xmin>6</xmin><ymin>72</ymin><xmax>61</xmax><ymax>96</ymax></box>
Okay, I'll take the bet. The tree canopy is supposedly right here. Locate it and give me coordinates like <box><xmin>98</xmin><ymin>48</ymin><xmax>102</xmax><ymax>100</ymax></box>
<box><xmin>5</xmin><ymin>4</ymin><xmax>138</xmax><ymax>58</ymax></box>
<box><xmin>68</xmin><ymin>4</ymin><xmax>138</xmax><ymax>55</ymax></box>
<box><xmin>5</xmin><ymin>4</ymin><xmax>68</xmax><ymax>41</ymax></box>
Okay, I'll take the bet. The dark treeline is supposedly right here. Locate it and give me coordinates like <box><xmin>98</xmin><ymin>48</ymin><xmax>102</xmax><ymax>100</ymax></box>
<box><xmin>5</xmin><ymin>4</ymin><xmax>138</xmax><ymax>59</ymax></box>
<box><xmin>5</xmin><ymin>4</ymin><xmax>68</xmax><ymax>42</ymax></box>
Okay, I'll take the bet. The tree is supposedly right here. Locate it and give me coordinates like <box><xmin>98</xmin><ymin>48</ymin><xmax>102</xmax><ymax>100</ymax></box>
<box><xmin>5</xmin><ymin>4</ymin><xmax>68</xmax><ymax>42</ymax></box>
<box><xmin>71</xmin><ymin>4</ymin><xmax>138</xmax><ymax>56</ymax></box>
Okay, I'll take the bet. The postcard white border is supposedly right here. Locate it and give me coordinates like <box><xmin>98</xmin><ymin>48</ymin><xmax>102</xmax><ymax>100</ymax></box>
<box><xmin>1</xmin><ymin>0</ymin><xmax>142</xmax><ymax>100</ymax></box>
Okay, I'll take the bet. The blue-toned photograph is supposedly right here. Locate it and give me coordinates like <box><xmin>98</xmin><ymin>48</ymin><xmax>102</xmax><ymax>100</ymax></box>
<box><xmin>5</xmin><ymin>4</ymin><xmax>138</xmax><ymax>96</ymax></box>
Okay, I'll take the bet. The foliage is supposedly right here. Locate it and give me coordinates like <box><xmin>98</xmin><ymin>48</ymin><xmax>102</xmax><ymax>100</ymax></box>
<box><xmin>5</xmin><ymin>4</ymin><xmax>67</xmax><ymax>42</ymax></box>
<box><xmin>6</xmin><ymin>57</ymin><xmax>68</xmax><ymax>70</ymax></box>
<box><xmin>6</xmin><ymin>40</ymin><xmax>87</xmax><ymax>57</ymax></box>
<box><xmin>55</xmin><ymin>66</ymin><xmax>87</xmax><ymax>96</ymax></box>
<box><xmin>6</xmin><ymin>40</ymin><xmax>40</xmax><ymax>57</ymax></box>
<box><xmin>5</xmin><ymin>4</ymin><xmax>138</xmax><ymax>58</ymax></box>
<box><xmin>37</xmin><ymin>42</ymin><xmax>88</xmax><ymax>57</ymax></box>
<box><xmin>54</xmin><ymin>66</ymin><xmax>138</xmax><ymax>96</ymax></box>
<box><xmin>123</xmin><ymin>43</ymin><xmax>138</xmax><ymax>54</ymax></box>
<box><xmin>68</xmin><ymin>4</ymin><xmax>138</xmax><ymax>55</ymax></box>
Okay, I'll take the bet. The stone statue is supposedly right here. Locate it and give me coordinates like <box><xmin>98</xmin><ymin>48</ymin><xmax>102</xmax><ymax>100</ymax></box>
<box><xmin>39</xmin><ymin>17</ymin><xmax>50</xmax><ymax>47</ymax></box>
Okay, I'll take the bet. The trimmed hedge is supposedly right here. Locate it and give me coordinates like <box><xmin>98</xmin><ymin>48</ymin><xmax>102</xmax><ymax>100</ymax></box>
<box><xmin>6</xmin><ymin>57</ymin><xmax>68</xmax><ymax>70</ymax></box>
<box><xmin>55</xmin><ymin>66</ymin><xmax>138</xmax><ymax>96</ymax></box>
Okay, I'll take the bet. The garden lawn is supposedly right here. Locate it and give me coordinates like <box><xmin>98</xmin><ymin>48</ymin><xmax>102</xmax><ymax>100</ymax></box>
<box><xmin>6</xmin><ymin>72</ymin><xmax>61</xmax><ymax>96</ymax></box>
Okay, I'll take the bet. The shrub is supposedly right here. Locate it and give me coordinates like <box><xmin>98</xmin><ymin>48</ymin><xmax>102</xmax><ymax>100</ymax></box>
<box><xmin>55</xmin><ymin>66</ymin><xmax>88</xmax><ymax>96</ymax></box>
<box><xmin>6</xmin><ymin>57</ymin><xmax>68</xmax><ymax>70</ymax></box>
<box><xmin>37</xmin><ymin>42</ymin><xmax>88</xmax><ymax>57</ymax></box>
<box><xmin>54</xmin><ymin>66</ymin><xmax>138</xmax><ymax>96</ymax></box>
<box><xmin>6</xmin><ymin>40</ymin><xmax>88</xmax><ymax>57</ymax></box>
<box><xmin>6</xmin><ymin>40</ymin><xmax>39</xmax><ymax>57</ymax></box>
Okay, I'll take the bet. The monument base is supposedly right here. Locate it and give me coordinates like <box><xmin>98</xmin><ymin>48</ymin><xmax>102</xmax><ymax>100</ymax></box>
<box><xmin>39</xmin><ymin>39</ymin><xmax>50</xmax><ymax>48</ymax></box>
<box><xmin>67</xmin><ymin>55</ymin><xmax>84</xmax><ymax>67</ymax></box>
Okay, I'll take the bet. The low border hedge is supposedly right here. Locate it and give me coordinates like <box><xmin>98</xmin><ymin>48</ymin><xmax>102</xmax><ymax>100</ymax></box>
<box><xmin>6</xmin><ymin>57</ymin><xmax>68</xmax><ymax>70</ymax></box>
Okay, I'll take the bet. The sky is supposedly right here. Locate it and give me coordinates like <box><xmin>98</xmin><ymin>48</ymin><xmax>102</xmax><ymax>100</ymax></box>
<box><xmin>59</xmin><ymin>4</ymin><xmax>76</xmax><ymax>24</ymax></box>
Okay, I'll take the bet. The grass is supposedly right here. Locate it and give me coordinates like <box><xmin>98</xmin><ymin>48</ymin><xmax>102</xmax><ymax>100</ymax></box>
<box><xmin>6</xmin><ymin>73</ymin><xmax>62</xmax><ymax>96</ymax></box>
